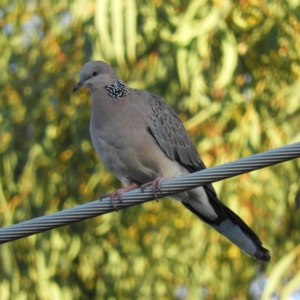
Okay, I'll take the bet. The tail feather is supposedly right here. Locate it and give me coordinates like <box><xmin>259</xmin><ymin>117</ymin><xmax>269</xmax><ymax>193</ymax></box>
<box><xmin>182</xmin><ymin>185</ymin><xmax>270</xmax><ymax>262</ymax></box>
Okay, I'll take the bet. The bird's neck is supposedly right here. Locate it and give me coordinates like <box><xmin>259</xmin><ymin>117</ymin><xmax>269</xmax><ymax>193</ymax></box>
<box><xmin>90</xmin><ymin>82</ymin><xmax>130</xmax><ymax>128</ymax></box>
<box><xmin>104</xmin><ymin>80</ymin><xmax>130</xmax><ymax>99</ymax></box>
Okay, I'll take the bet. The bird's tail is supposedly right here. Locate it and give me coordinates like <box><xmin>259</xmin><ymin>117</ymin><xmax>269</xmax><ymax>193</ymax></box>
<box><xmin>182</xmin><ymin>185</ymin><xmax>270</xmax><ymax>262</ymax></box>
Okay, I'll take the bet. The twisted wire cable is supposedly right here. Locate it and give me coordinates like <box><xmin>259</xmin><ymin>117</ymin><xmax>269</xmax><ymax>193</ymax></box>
<box><xmin>0</xmin><ymin>141</ymin><xmax>299</xmax><ymax>244</ymax></box>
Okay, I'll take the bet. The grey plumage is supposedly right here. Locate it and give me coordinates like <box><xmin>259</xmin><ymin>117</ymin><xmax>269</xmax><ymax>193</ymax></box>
<box><xmin>73</xmin><ymin>61</ymin><xmax>270</xmax><ymax>262</ymax></box>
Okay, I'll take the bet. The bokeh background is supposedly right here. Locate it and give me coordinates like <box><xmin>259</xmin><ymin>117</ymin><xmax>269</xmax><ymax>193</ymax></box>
<box><xmin>1</xmin><ymin>0</ymin><xmax>300</xmax><ymax>299</ymax></box>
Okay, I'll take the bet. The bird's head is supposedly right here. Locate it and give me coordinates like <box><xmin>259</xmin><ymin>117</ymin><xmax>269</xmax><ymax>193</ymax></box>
<box><xmin>73</xmin><ymin>61</ymin><xmax>119</xmax><ymax>93</ymax></box>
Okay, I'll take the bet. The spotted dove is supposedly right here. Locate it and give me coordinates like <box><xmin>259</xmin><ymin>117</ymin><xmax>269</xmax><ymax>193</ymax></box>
<box><xmin>73</xmin><ymin>61</ymin><xmax>270</xmax><ymax>262</ymax></box>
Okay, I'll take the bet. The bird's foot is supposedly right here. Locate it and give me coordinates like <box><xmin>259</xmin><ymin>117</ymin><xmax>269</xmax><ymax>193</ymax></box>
<box><xmin>141</xmin><ymin>176</ymin><xmax>167</xmax><ymax>201</ymax></box>
<box><xmin>100</xmin><ymin>183</ymin><xmax>138</xmax><ymax>211</ymax></box>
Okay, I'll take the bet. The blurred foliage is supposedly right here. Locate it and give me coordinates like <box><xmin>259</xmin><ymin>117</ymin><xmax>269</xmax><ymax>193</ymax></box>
<box><xmin>0</xmin><ymin>0</ymin><xmax>300</xmax><ymax>299</ymax></box>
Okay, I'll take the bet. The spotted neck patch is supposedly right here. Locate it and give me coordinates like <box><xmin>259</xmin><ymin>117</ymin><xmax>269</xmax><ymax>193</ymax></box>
<box><xmin>104</xmin><ymin>80</ymin><xmax>130</xmax><ymax>99</ymax></box>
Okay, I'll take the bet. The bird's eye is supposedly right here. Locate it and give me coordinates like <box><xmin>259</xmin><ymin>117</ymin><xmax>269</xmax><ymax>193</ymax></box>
<box><xmin>92</xmin><ymin>70</ymin><xmax>99</xmax><ymax>77</ymax></box>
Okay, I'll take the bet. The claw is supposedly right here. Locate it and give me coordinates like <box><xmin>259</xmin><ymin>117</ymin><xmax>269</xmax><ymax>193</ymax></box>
<box><xmin>100</xmin><ymin>183</ymin><xmax>138</xmax><ymax>211</ymax></box>
<box><xmin>141</xmin><ymin>176</ymin><xmax>166</xmax><ymax>201</ymax></box>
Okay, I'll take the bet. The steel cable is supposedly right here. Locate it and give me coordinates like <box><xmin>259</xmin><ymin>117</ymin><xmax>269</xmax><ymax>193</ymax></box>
<box><xmin>0</xmin><ymin>141</ymin><xmax>299</xmax><ymax>244</ymax></box>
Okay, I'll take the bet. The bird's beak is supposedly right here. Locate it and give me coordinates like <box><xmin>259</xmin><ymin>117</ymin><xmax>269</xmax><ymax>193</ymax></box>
<box><xmin>72</xmin><ymin>81</ymin><xmax>84</xmax><ymax>93</ymax></box>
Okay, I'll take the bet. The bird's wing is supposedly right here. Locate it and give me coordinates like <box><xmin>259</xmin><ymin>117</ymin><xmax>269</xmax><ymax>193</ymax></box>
<box><xmin>147</xmin><ymin>92</ymin><xmax>204</xmax><ymax>172</ymax></box>
<box><xmin>147</xmin><ymin>92</ymin><xmax>270</xmax><ymax>262</ymax></box>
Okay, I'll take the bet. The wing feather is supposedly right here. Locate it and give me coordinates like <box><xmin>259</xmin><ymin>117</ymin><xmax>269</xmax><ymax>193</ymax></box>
<box><xmin>147</xmin><ymin>92</ymin><xmax>203</xmax><ymax>172</ymax></box>
<box><xmin>146</xmin><ymin>92</ymin><xmax>270</xmax><ymax>261</ymax></box>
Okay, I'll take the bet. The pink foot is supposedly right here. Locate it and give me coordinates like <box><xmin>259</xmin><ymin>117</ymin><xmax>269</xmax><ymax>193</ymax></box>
<box><xmin>141</xmin><ymin>176</ymin><xmax>167</xmax><ymax>200</ymax></box>
<box><xmin>100</xmin><ymin>183</ymin><xmax>138</xmax><ymax>211</ymax></box>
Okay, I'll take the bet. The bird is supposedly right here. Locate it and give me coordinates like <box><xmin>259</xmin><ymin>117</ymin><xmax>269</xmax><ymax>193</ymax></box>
<box><xmin>73</xmin><ymin>60</ymin><xmax>270</xmax><ymax>262</ymax></box>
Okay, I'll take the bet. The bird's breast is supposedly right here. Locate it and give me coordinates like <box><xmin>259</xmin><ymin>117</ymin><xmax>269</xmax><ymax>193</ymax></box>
<box><xmin>89</xmin><ymin>93</ymin><xmax>187</xmax><ymax>184</ymax></box>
